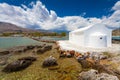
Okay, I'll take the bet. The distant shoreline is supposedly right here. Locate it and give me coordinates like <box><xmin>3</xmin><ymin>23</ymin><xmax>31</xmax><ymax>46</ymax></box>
<box><xmin>0</xmin><ymin>36</ymin><xmax>119</xmax><ymax>51</ymax></box>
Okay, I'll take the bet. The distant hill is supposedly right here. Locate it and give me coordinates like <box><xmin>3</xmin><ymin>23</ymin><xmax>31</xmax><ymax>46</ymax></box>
<box><xmin>0</xmin><ymin>22</ymin><xmax>38</xmax><ymax>33</ymax></box>
<box><xmin>1</xmin><ymin>22</ymin><xmax>118</xmax><ymax>35</ymax></box>
<box><xmin>49</xmin><ymin>29</ymin><xmax>69</xmax><ymax>33</ymax></box>
<box><xmin>112</xmin><ymin>28</ymin><xmax>120</xmax><ymax>36</ymax></box>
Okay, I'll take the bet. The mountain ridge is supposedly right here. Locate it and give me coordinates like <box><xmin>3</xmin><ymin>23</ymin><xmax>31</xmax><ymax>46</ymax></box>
<box><xmin>0</xmin><ymin>22</ymin><xmax>119</xmax><ymax>35</ymax></box>
<box><xmin>0</xmin><ymin>22</ymin><xmax>39</xmax><ymax>33</ymax></box>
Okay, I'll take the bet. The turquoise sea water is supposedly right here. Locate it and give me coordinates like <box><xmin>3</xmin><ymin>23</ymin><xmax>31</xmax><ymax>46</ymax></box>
<box><xmin>0</xmin><ymin>36</ymin><xmax>119</xmax><ymax>49</ymax></box>
<box><xmin>112</xmin><ymin>36</ymin><xmax>120</xmax><ymax>40</ymax></box>
<box><xmin>0</xmin><ymin>37</ymin><xmax>41</xmax><ymax>49</ymax></box>
<box><xmin>41</xmin><ymin>36</ymin><xmax>69</xmax><ymax>41</ymax></box>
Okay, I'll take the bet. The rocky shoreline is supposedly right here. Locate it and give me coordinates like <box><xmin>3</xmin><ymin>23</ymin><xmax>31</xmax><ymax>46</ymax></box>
<box><xmin>55</xmin><ymin>41</ymin><xmax>120</xmax><ymax>80</ymax></box>
<box><xmin>0</xmin><ymin>39</ymin><xmax>120</xmax><ymax>80</ymax></box>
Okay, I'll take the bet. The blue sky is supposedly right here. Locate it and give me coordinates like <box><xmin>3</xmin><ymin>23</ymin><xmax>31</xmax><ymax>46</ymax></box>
<box><xmin>0</xmin><ymin>0</ymin><xmax>118</xmax><ymax>17</ymax></box>
<box><xmin>0</xmin><ymin>0</ymin><xmax>119</xmax><ymax>31</ymax></box>
<box><xmin>41</xmin><ymin>0</ymin><xmax>118</xmax><ymax>17</ymax></box>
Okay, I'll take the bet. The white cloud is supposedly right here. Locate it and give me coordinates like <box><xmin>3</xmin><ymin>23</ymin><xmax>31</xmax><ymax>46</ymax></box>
<box><xmin>102</xmin><ymin>1</ymin><xmax>120</xmax><ymax>29</ymax></box>
<box><xmin>0</xmin><ymin>1</ymin><xmax>119</xmax><ymax>31</ymax></box>
<box><xmin>0</xmin><ymin>1</ymin><xmax>58</xmax><ymax>29</ymax></box>
<box><xmin>112</xmin><ymin>1</ymin><xmax>120</xmax><ymax>10</ymax></box>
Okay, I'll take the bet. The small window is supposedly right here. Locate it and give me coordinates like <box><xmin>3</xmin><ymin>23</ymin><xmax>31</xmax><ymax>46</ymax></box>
<box><xmin>100</xmin><ymin>37</ymin><xmax>102</xmax><ymax>39</ymax></box>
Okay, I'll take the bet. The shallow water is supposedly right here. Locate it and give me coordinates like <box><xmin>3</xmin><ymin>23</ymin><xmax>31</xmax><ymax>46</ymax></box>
<box><xmin>41</xmin><ymin>35</ymin><xmax>69</xmax><ymax>41</ymax></box>
<box><xmin>0</xmin><ymin>37</ymin><xmax>41</xmax><ymax>49</ymax></box>
<box><xmin>112</xmin><ymin>36</ymin><xmax>120</xmax><ymax>40</ymax></box>
<box><xmin>0</xmin><ymin>36</ymin><xmax>119</xmax><ymax>49</ymax></box>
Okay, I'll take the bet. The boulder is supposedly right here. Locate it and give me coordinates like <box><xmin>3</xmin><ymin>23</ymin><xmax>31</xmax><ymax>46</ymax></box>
<box><xmin>96</xmin><ymin>73</ymin><xmax>119</xmax><ymax>80</ymax></box>
<box><xmin>77</xmin><ymin>57</ymin><xmax>85</xmax><ymax>62</ymax></box>
<box><xmin>99</xmin><ymin>54</ymin><xmax>108</xmax><ymax>60</ymax></box>
<box><xmin>36</xmin><ymin>48</ymin><xmax>46</xmax><ymax>54</ymax></box>
<box><xmin>26</xmin><ymin>45</ymin><xmax>35</xmax><ymax>50</ymax></box>
<box><xmin>42</xmin><ymin>56</ymin><xmax>58</xmax><ymax>67</ymax></box>
<box><xmin>89</xmin><ymin>52</ymin><xmax>108</xmax><ymax>60</ymax></box>
<box><xmin>78</xmin><ymin>59</ymin><xmax>92</xmax><ymax>68</ymax></box>
<box><xmin>78</xmin><ymin>69</ymin><xmax>98</xmax><ymax>80</ymax></box>
<box><xmin>66</xmin><ymin>53</ymin><xmax>72</xmax><ymax>58</ymax></box>
<box><xmin>0</xmin><ymin>57</ymin><xmax>8</xmax><ymax>65</ymax></box>
<box><xmin>2</xmin><ymin>56</ymin><xmax>36</xmax><ymax>72</ymax></box>
<box><xmin>92</xmin><ymin>62</ymin><xmax>116</xmax><ymax>75</ymax></box>
<box><xmin>2</xmin><ymin>60</ymin><xmax>32</xmax><ymax>72</ymax></box>
<box><xmin>35</xmin><ymin>45</ymin><xmax>43</xmax><ymax>48</ymax></box>
<box><xmin>0</xmin><ymin>51</ymin><xmax>10</xmax><ymax>56</ymax></box>
<box><xmin>69</xmin><ymin>50</ymin><xmax>75</xmax><ymax>56</ymax></box>
<box><xmin>44</xmin><ymin>45</ymin><xmax>52</xmax><ymax>51</ymax></box>
<box><xmin>13</xmin><ymin>49</ymin><xmax>23</xmax><ymax>54</ymax></box>
<box><xmin>18</xmin><ymin>56</ymin><xmax>37</xmax><ymax>61</ymax></box>
<box><xmin>89</xmin><ymin>52</ymin><xmax>100</xmax><ymax>61</ymax></box>
<box><xmin>78</xmin><ymin>69</ymin><xmax>119</xmax><ymax>80</ymax></box>
<box><xmin>59</xmin><ymin>53</ymin><xmax>66</xmax><ymax>58</ymax></box>
<box><xmin>37</xmin><ymin>45</ymin><xmax>52</xmax><ymax>54</ymax></box>
<box><xmin>0</xmin><ymin>60</ymin><xmax>7</xmax><ymax>65</ymax></box>
<box><xmin>23</xmin><ymin>47</ymin><xmax>28</xmax><ymax>52</ymax></box>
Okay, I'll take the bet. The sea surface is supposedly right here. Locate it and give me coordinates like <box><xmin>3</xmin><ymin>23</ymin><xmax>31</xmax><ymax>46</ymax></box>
<box><xmin>0</xmin><ymin>36</ymin><xmax>119</xmax><ymax>49</ymax></box>
<box><xmin>41</xmin><ymin>35</ymin><xmax>69</xmax><ymax>41</ymax></box>
<box><xmin>112</xmin><ymin>36</ymin><xmax>120</xmax><ymax>40</ymax></box>
<box><xmin>0</xmin><ymin>37</ymin><xmax>41</xmax><ymax>49</ymax></box>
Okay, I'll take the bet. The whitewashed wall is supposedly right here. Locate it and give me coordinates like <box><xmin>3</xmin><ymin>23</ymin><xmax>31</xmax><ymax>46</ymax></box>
<box><xmin>69</xmin><ymin>32</ymin><xmax>84</xmax><ymax>46</ymax></box>
<box><xmin>69</xmin><ymin>23</ymin><xmax>112</xmax><ymax>48</ymax></box>
<box><xmin>84</xmin><ymin>24</ymin><xmax>112</xmax><ymax>48</ymax></box>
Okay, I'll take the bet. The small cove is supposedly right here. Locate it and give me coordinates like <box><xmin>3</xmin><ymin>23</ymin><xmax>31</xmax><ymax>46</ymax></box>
<box><xmin>0</xmin><ymin>37</ymin><xmax>41</xmax><ymax>49</ymax></box>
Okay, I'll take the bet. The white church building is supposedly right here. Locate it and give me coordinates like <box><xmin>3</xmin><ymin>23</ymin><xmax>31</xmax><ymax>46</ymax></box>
<box><xmin>69</xmin><ymin>23</ymin><xmax>112</xmax><ymax>48</ymax></box>
<box><xmin>58</xmin><ymin>23</ymin><xmax>120</xmax><ymax>52</ymax></box>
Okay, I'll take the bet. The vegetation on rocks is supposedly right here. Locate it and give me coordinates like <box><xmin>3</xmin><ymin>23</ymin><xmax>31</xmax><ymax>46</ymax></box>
<box><xmin>0</xmin><ymin>43</ymin><xmax>81</xmax><ymax>80</ymax></box>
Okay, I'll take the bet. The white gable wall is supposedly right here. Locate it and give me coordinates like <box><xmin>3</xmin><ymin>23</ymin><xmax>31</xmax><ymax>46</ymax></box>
<box><xmin>84</xmin><ymin>24</ymin><xmax>112</xmax><ymax>48</ymax></box>
<box><xmin>69</xmin><ymin>23</ymin><xmax>112</xmax><ymax>48</ymax></box>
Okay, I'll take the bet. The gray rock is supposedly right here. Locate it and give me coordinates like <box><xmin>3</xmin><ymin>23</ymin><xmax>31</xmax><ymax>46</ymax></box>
<box><xmin>0</xmin><ymin>51</ymin><xmax>10</xmax><ymax>56</ymax></box>
<box><xmin>96</xmin><ymin>73</ymin><xmax>119</xmax><ymax>80</ymax></box>
<box><xmin>89</xmin><ymin>52</ymin><xmax>108</xmax><ymax>60</ymax></box>
<box><xmin>77</xmin><ymin>57</ymin><xmax>85</xmax><ymax>62</ymax></box>
<box><xmin>2</xmin><ymin>56</ymin><xmax>36</xmax><ymax>72</ymax></box>
<box><xmin>2</xmin><ymin>60</ymin><xmax>32</xmax><ymax>72</ymax></box>
<box><xmin>78</xmin><ymin>69</ymin><xmax>119</xmax><ymax>80</ymax></box>
<box><xmin>59</xmin><ymin>54</ymin><xmax>66</xmax><ymax>58</ymax></box>
<box><xmin>18</xmin><ymin>56</ymin><xmax>37</xmax><ymax>61</ymax></box>
<box><xmin>35</xmin><ymin>45</ymin><xmax>43</xmax><ymax>48</ymax></box>
<box><xmin>36</xmin><ymin>48</ymin><xmax>46</xmax><ymax>54</ymax></box>
<box><xmin>90</xmin><ymin>52</ymin><xmax>100</xmax><ymax>61</ymax></box>
<box><xmin>99</xmin><ymin>54</ymin><xmax>108</xmax><ymax>60</ymax></box>
<box><xmin>26</xmin><ymin>45</ymin><xmax>35</xmax><ymax>50</ymax></box>
<box><xmin>44</xmin><ymin>45</ymin><xmax>52</xmax><ymax>51</ymax></box>
<box><xmin>66</xmin><ymin>53</ymin><xmax>72</xmax><ymax>58</ymax></box>
<box><xmin>0</xmin><ymin>60</ymin><xmax>7</xmax><ymax>65</ymax></box>
<box><xmin>36</xmin><ymin>45</ymin><xmax>52</xmax><ymax>54</ymax></box>
<box><xmin>78</xmin><ymin>59</ymin><xmax>92</xmax><ymax>68</ymax></box>
<box><xmin>79</xmin><ymin>69</ymin><xmax>98</xmax><ymax>80</ymax></box>
<box><xmin>42</xmin><ymin>56</ymin><xmax>58</xmax><ymax>67</ymax></box>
